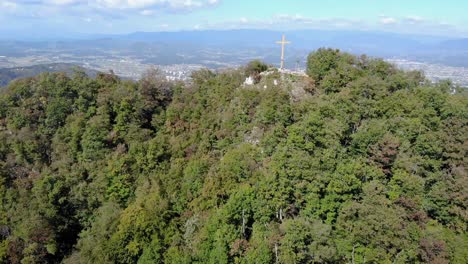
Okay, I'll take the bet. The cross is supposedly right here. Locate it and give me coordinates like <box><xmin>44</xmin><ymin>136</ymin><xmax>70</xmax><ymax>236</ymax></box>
<box><xmin>276</xmin><ymin>34</ymin><xmax>291</xmax><ymax>70</ymax></box>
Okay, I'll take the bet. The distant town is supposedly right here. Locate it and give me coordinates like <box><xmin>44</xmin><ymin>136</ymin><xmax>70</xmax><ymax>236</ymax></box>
<box><xmin>387</xmin><ymin>59</ymin><xmax>468</xmax><ymax>87</ymax></box>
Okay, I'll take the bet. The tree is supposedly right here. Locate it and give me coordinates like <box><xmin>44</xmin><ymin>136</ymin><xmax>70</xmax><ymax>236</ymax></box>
<box><xmin>245</xmin><ymin>60</ymin><xmax>268</xmax><ymax>84</ymax></box>
<box><xmin>244</xmin><ymin>60</ymin><xmax>268</xmax><ymax>77</ymax></box>
<box><xmin>306</xmin><ymin>48</ymin><xmax>342</xmax><ymax>83</ymax></box>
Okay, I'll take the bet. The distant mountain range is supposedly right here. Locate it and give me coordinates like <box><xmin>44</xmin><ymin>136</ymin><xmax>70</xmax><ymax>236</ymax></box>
<box><xmin>122</xmin><ymin>29</ymin><xmax>445</xmax><ymax>49</ymax></box>
<box><xmin>438</xmin><ymin>38</ymin><xmax>468</xmax><ymax>49</ymax></box>
<box><xmin>117</xmin><ymin>29</ymin><xmax>468</xmax><ymax>65</ymax></box>
<box><xmin>1</xmin><ymin>29</ymin><xmax>467</xmax><ymax>67</ymax></box>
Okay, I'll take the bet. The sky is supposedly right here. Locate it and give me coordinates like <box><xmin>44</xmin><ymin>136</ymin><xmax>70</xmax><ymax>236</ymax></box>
<box><xmin>0</xmin><ymin>0</ymin><xmax>467</xmax><ymax>38</ymax></box>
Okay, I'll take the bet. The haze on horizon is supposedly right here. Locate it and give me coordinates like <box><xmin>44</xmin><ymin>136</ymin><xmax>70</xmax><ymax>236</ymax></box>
<box><xmin>1</xmin><ymin>0</ymin><xmax>468</xmax><ymax>39</ymax></box>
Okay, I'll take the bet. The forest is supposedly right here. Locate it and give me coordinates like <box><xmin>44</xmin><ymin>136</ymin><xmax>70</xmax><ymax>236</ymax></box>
<box><xmin>0</xmin><ymin>48</ymin><xmax>466</xmax><ymax>263</ymax></box>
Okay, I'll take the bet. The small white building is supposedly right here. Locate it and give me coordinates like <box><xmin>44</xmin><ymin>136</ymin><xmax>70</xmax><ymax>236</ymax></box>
<box><xmin>244</xmin><ymin>76</ymin><xmax>254</xmax><ymax>85</ymax></box>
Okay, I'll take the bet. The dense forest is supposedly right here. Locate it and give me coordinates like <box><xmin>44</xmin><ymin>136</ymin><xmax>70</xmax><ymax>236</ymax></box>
<box><xmin>0</xmin><ymin>48</ymin><xmax>466</xmax><ymax>263</ymax></box>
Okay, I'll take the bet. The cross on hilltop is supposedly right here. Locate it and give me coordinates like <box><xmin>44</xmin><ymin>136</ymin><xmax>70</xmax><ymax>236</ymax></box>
<box><xmin>276</xmin><ymin>34</ymin><xmax>291</xmax><ymax>70</ymax></box>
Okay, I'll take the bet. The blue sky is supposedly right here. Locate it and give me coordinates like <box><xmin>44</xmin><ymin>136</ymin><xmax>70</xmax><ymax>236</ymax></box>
<box><xmin>0</xmin><ymin>0</ymin><xmax>467</xmax><ymax>38</ymax></box>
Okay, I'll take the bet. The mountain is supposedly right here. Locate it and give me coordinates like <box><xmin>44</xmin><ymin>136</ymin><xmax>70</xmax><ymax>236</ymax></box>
<box><xmin>0</xmin><ymin>49</ymin><xmax>466</xmax><ymax>263</ymax></box>
<box><xmin>118</xmin><ymin>30</ymin><xmax>468</xmax><ymax>67</ymax></box>
<box><xmin>121</xmin><ymin>29</ymin><xmax>440</xmax><ymax>54</ymax></box>
<box><xmin>439</xmin><ymin>38</ymin><xmax>468</xmax><ymax>50</ymax></box>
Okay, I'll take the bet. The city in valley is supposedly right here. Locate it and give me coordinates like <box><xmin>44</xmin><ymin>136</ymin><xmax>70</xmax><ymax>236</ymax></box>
<box><xmin>1</xmin><ymin>30</ymin><xmax>468</xmax><ymax>87</ymax></box>
<box><xmin>386</xmin><ymin>59</ymin><xmax>468</xmax><ymax>87</ymax></box>
<box><xmin>2</xmin><ymin>52</ymin><xmax>468</xmax><ymax>87</ymax></box>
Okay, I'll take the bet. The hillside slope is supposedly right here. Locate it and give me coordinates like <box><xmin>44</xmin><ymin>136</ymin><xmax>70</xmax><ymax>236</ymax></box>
<box><xmin>0</xmin><ymin>63</ymin><xmax>99</xmax><ymax>87</ymax></box>
<box><xmin>0</xmin><ymin>50</ymin><xmax>466</xmax><ymax>263</ymax></box>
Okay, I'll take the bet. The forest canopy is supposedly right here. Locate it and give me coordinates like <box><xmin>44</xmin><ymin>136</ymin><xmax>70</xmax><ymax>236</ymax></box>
<box><xmin>0</xmin><ymin>49</ymin><xmax>466</xmax><ymax>264</ymax></box>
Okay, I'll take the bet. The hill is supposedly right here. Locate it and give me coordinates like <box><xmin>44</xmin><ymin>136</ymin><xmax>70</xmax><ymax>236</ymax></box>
<box><xmin>0</xmin><ymin>49</ymin><xmax>466</xmax><ymax>263</ymax></box>
<box><xmin>0</xmin><ymin>63</ymin><xmax>99</xmax><ymax>87</ymax></box>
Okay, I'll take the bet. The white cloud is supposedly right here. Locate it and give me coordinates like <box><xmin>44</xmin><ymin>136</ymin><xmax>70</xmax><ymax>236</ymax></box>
<box><xmin>271</xmin><ymin>14</ymin><xmax>362</xmax><ymax>29</ymax></box>
<box><xmin>10</xmin><ymin>0</ymin><xmax>220</xmax><ymax>10</ymax></box>
<box><xmin>405</xmin><ymin>16</ymin><xmax>425</xmax><ymax>24</ymax></box>
<box><xmin>275</xmin><ymin>14</ymin><xmax>307</xmax><ymax>22</ymax></box>
<box><xmin>96</xmin><ymin>0</ymin><xmax>161</xmax><ymax>9</ymax></box>
<box><xmin>194</xmin><ymin>14</ymin><xmax>366</xmax><ymax>32</ymax></box>
<box><xmin>94</xmin><ymin>0</ymin><xmax>219</xmax><ymax>9</ymax></box>
<box><xmin>47</xmin><ymin>0</ymin><xmax>85</xmax><ymax>5</ymax></box>
<box><xmin>140</xmin><ymin>9</ymin><xmax>155</xmax><ymax>15</ymax></box>
<box><xmin>380</xmin><ymin>16</ymin><xmax>397</xmax><ymax>25</ymax></box>
<box><xmin>1</xmin><ymin>1</ymin><xmax>17</xmax><ymax>9</ymax></box>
